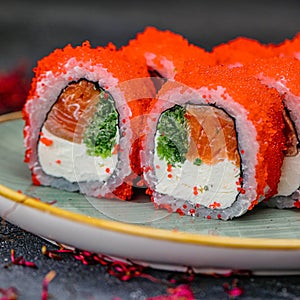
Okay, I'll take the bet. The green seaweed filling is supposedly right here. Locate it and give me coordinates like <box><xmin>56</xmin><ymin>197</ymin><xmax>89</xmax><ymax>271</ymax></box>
<box><xmin>156</xmin><ymin>105</ymin><xmax>189</xmax><ymax>166</ymax></box>
<box><xmin>83</xmin><ymin>91</ymin><xmax>118</xmax><ymax>159</ymax></box>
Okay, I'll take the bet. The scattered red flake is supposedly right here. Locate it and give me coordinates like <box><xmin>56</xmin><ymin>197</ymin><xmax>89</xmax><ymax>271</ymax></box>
<box><xmin>55</xmin><ymin>159</ymin><xmax>61</xmax><ymax>164</ymax></box>
<box><xmin>207</xmin><ymin>215</ymin><xmax>212</xmax><ymax>220</ymax></box>
<box><xmin>6</xmin><ymin>249</ymin><xmax>37</xmax><ymax>268</ymax></box>
<box><xmin>223</xmin><ymin>279</ymin><xmax>244</xmax><ymax>298</ymax></box>
<box><xmin>240</xmin><ymin>149</ymin><xmax>245</xmax><ymax>155</ymax></box>
<box><xmin>167</xmin><ymin>174</ymin><xmax>173</xmax><ymax>178</ymax></box>
<box><xmin>40</xmin><ymin>137</ymin><xmax>53</xmax><ymax>147</ymax></box>
<box><xmin>104</xmin><ymin>93</ymin><xmax>109</xmax><ymax>99</ymax></box>
<box><xmin>155</xmin><ymin>165</ymin><xmax>160</xmax><ymax>169</ymax></box>
<box><xmin>195</xmin><ymin>203</ymin><xmax>201</xmax><ymax>208</ymax></box>
<box><xmin>41</xmin><ymin>270</ymin><xmax>56</xmax><ymax>300</ymax></box>
<box><xmin>189</xmin><ymin>209</ymin><xmax>195</xmax><ymax>215</ymax></box>
<box><xmin>0</xmin><ymin>286</ymin><xmax>18</xmax><ymax>300</ymax></box>
<box><xmin>17</xmin><ymin>190</ymin><xmax>22</xmax><ymax>193</ymax></box>
<box><xmin>217</xmin><ymin>214</ymin><xmax>222</xmax><ymax>219</ymax></box>
<box><xmin>105</xmin><ymin>168</ymin><xmax>111</xmax><ymax>173</ymax></box>
<box><xmin>167</xmin><ymin>164</ymin><xmax>172</xmax><ymax>172</ymax></box>
<box><xmin>122</xmin><ymin>118</ymin><xmax>126</xmax><ymax>124</ymax></box>
<box><xmin>68</xmin><ymin>76</ymin><xmax>73</xmax><ymax>81</ymax></box>
<box><xmin>182</xmin><ymin>204</ymin><xmax>187</xmax><ymax>209</ymax></box>
<box><xmin>294</xmin><ymin>200</ymin><xmax>300</xmax><ymax>209</ymax></box>
<box><xmin>147</xmin><ymin>284</ymin><xmax>194</xmax><ymax>300</ymax></box>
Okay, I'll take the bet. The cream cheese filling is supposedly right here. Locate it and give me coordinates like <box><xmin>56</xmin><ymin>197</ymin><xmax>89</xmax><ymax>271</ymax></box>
<box><xmin>38</xmin><ymin>127</ymin><xmax>119</xmax><ymax>183</ymax></box>
<box><xmin>153</xmin><ymin>133</ymin><xmax>241</xmax><ymax>209</ymax></box>
<box><xmin>277</xmin><ymin>153</ymin><xmax>300</xmax><ymax>196</ymax></box>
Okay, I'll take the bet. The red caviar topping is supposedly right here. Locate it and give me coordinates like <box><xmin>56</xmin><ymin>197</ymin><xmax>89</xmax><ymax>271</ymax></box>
<box><xmin>207</xmin><ymin>215</ymin><xmax>212</xmax><ymax>220</ymax></box>
<box><xmin>182</xmin><ymin>204</ymin><xmax>187</xmax><ymax>209</ymax></box>
<box><xmin>167</xmin><ymin>173</ymin><xmax>173</xmax><ymax>178</ymax></box>
<box><xmin>105</xmin><ymin>168</ymin><xmax>110</xmax><ymax>173</ymax></box>
<box><xmin>55</xmin><ymin>159</ymin><xmax>61</xmax><ymax>164</ymax></box>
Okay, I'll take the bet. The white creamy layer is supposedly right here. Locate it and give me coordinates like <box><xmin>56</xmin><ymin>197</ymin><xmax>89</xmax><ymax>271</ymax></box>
<box><xmin>38</xmin><ymin>127</ymin><xmax>119</xmax><ymax>182</ymax></box>
<box><xmin>153</xmin><ymin>140</ymin><xmax>241</xmax><ymax>209</ymax></box>
<box><xmin>277</xmin><ymin>152</ymin><xmax>300</xmax><ymax>196</ymax></box>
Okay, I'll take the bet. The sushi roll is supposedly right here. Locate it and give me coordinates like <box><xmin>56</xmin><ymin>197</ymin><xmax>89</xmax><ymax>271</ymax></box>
<box><xmin>212</xmin><ymin>36</ymin><xmax>275</xmax><ymax>67</ymax></box>
<box><xmin>122</xmin><ymin>26</ymin><xmax>214</xmax><ymax>80</ymax></box>
<box><xmin>244</xmin><ymin>57</ymin><xmax>300</xmax><ymax>208</ymax></box>
<box><xmin>140</xmin><ymin>64</ymin><xmax>285</xmax><ymax>220</ymax></box>
<box><xmin>23</xmin><ymin>41</ymin><xmax>155</xmax><ymax>200</ymax></box>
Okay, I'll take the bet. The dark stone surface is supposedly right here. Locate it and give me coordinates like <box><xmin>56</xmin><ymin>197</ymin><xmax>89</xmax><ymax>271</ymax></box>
<box><xmin>1</xmin><ymin>0</ymin><xmax>300</xmax><ymax>298</ymax></box>
<box><xmin>1</xmin><ymin>219</ymin><xmax>300</xmax><ymax>299</ymax></box>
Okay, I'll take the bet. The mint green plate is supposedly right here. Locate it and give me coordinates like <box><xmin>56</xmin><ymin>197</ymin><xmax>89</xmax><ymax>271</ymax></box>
<box><xmin>1</xmin><ymin>112</ymin><xmax>300</xmax><ymax>274</ymax></box>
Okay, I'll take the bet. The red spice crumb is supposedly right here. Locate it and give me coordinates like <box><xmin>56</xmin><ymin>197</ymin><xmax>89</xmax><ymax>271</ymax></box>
<box><xmin>167</xmin><ymin>164</ymin><xmax>172</xmax><ymax>172</ymax></box>
<box><xmin>195</xmin><ymin>203</ymin><xmax>201</xmax><ymax>208</ymax></box>
<box><xmin>32</xmin><ymin>173</ymin><xmax>41</xmax><ymax>186</ymax></box>
<box><xmin>24</xmin><ymin>148</ymin><xmax>32</xmax><ymax>163</ymax></box>
<box><xmin>104</xmin><ymin>93</ymin><xmax>109</xmax><ymax>99</ymax></box>
<box><xmin>105</xmin><ymin>168</ymin><xmax>111</xmax><ymax>173</ymax></box>
<box><xmin>167</xmin><ymin>173</ymin><xmax>173</xmax><ymax>178</ymax></box>
<box><xmin>240</xmin><ymin>149</ymin><xmax>245</xmax><ymax>155</ymax></box>
<box><xmin>237</xmin><ymin>187</ymin><xmax>246</xmax><ymax>194</ymax></box>
<box><xmin>155</xmin><ymin>165</ymin><xmax>160</xmax><ymax>169</ymax></box>
<box><xmin>193</xmin><ymin>186</ymin><xmax>198</xmax><ymax>195</ymax></box>
<box><xmin>40</xmin><ymin>137</ymin><xmax>53</xmax><ymax>147</ymax></box>
<box><xmin>294</xmin><ymin>200</ymin><xmax>300</xmax><ymax>209</ymax></box>
<box><xmin>189</xmin><ymin>209</ymin><xmax>195</xmax><ymax>214</ymax></box>
<box><xmin>182</xmin><ymin>204</ymin><xmax>187</xmax><ymax>209</ymax></box>
<box><xmin>209</xmin><ymin>201</ymin><xmax>221</xmax><ymax>209</ymax></box>
<box><xmin>55</xmin><ymin>159</ymin><xmax>61</xmax><ymax>164</ymax></box>
<box><xmin>112</xmin><ymin>144</ymin><xmax>120</xmax><ymax>155</ymax></box>
<box><xmin>17</xmin><ymin>190</ymin><xmax>22</xmax><ymax>193</ymax></box>
<box><xmin>176</xmin><ymin>208</ymin><xmax>185</xmax><ymax>216</ymax></box>
<box><xmin>217</xmin><ymin>214</ymin><xmax>222</xmax><ymax>219</ymax></box>
<box><xmin>122</xmin><ymin>118</ymin><xmax>126</xmax><ymax>124</ymax></box>
<box><xmin>207</xmin><ymin>215</ymin><xmax>212</xmax><ymax>220</ymax></box>
<box><xmin>68</xmin><ymin>76</ymin><xmax>73</xmax><ymax>81</ymax></box>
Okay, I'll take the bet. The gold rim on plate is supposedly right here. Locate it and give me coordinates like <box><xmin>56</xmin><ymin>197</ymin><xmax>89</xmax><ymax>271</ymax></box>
<box><xmin>0</xmin><ymin>112</ymin><xmax>300</xmax><ymax>250</ymax></box>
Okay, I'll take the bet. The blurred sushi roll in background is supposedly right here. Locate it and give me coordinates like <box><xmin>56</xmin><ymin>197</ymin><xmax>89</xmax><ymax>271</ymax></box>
<box><xmin>140</xmin><ymin>64</ymin><xmax>285</xmax><ymax>220</ymax></box>
<box><xmin>122</xmin><ymin>27</ymin><xmax>215</xmax><ymax>81</ymax></box>
<box><xmin>23</xmin><ymin>41</ymin><xmax>155</xmax><ymax>200</ymax></box>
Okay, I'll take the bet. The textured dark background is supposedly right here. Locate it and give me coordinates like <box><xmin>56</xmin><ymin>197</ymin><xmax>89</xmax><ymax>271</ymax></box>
<box><xmin>1</xmin><ymin>0</ymin><xmax>300</xmax><ymax>299</ymax></box>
